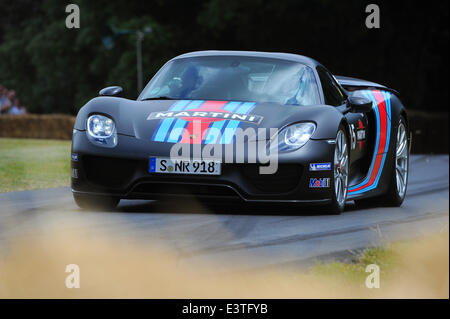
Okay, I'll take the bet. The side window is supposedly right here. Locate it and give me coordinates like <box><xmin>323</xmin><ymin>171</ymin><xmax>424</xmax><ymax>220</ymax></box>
<box><xmin>316</xmin><ymin>67</ymin><xmax>346</xmax><ymax>106</ymax></box>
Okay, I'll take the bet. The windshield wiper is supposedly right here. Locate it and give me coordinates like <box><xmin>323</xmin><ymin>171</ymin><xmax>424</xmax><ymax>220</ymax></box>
<box><xmin>141</xmin><ymin>96</ymin><xmax>176</xmax><ymax>101</ymax></box>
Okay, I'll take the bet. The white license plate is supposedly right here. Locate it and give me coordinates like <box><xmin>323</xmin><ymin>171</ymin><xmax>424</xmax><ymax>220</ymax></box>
<box><xmin>149</xmin><ymin>157</ymin><xmax>221</xmax><ymax>175</ymax></box>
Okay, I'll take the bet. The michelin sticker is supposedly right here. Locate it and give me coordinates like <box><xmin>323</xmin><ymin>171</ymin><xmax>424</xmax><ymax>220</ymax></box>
<box><xmin>309</xmin><ymin>163</ymin><xmax>331</xmax><ymax>171</ymax></box>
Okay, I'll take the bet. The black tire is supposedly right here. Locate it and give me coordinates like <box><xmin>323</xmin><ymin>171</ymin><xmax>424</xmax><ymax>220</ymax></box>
<box><xmin>356</xmin><ymin>116</ymin><xmax>409</xmax><ymax>208</ymax></box>
<box><xmin>73</xmin><ymin>193</ymin><xmax>120</xmax><ymax>210</ymax></box>
<box><xmin>325</xmin><ymin>124</ymin><xmax>350</xmax><ymax>215</ymax></box>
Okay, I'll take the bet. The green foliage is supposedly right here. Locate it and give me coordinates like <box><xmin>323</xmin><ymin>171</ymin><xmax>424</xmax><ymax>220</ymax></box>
<box><xmin>0</xmin><ymin>0</ymin><xmax>175</xmax><ymax>113</ymax></box>
<box><xmin>0</xmin><ymin>0</ymin><xmax>448</xmax><ymax>114</ymax></box>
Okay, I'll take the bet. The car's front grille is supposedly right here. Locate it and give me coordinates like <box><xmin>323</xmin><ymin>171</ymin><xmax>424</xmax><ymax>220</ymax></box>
<box><xmin>237</xmin><ymin>164</ymin><xmax>302</xmax><ymax>193</ymax></box>
<box><xmin>81</xmin><ymin>155</ymin><xmax>302</xmax><ymax>196</ymax></box>
<box><xmin>83</xmin><ymin>155</ymin><xmax>139</xmax><ymax>188</ymax></box>
<box><xmin>131</xmin><ymin>182</ymin><xmax>239</xmax><ymax>197</ymax></box>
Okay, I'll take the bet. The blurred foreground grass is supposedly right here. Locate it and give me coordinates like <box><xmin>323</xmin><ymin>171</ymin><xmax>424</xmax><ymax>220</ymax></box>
<box><xmin>0</xmin><ymin>222</ymin><xmax>447</xmax><ymax>298</ymax></box>
<box><xmin>0</xmin><ymin>138</ymin><xmax>71</xmax><ymax>192</ymax></box>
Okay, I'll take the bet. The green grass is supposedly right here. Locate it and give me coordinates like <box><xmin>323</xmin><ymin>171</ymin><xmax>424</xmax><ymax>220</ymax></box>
<box><xmin>311</xmin><ymin>245</ymin><xmax>399</xmax><ymax>285</ymax></box>
<box><xmin>0</xmin><ymin>138</ymin><xmax>71</xmax><ymax>192</ymax></box>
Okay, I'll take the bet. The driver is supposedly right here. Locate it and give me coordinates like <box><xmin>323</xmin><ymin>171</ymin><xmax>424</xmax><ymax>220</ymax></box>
<box><xmin>284</xmin><ymin>67</ymin><xmax>319</xmax><ymax>106</ymax></box>
<box><xmin>171</xmin><ymin>63</ymin><xmax>202</xmax><ymax>98</ymax></box>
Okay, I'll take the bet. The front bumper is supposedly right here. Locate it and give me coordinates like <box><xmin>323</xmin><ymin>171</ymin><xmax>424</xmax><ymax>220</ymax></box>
<box><xmin>71</xmin><ymin>131</ymin><xmax>335</xmax><ymax>203</ymax></box>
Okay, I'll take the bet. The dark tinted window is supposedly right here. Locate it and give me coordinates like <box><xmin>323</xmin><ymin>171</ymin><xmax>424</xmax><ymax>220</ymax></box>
<box><xmin>316</xmin><ymin>66</ymin><xmax>346</xmax><ymax>106</ymax></box>
<box><xmin>141</xmin><ymin>56</ymin><xmax>321</xmax><ymax>106</ymax></box>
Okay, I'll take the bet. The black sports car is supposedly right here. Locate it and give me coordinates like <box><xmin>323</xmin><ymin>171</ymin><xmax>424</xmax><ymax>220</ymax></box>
<box><xmin>71</xmin><ymin>51</ymin><xmax>410</xmax><ymax>213</ymax></box>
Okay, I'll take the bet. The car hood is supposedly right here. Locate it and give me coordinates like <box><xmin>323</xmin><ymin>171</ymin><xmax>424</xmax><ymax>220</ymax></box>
<box><xmin>74</xmin><ymin>97</ymin><xmax>343</xmax><ymax>142</ymax></box>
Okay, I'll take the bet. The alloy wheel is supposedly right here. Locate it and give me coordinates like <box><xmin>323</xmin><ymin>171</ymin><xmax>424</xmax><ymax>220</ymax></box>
<box><xmin>334</xmin><ymin>130</ymin><xmax>349</xmax><ymax>206</ymax></box>
<box><xmin>395</xmin><ymin>122</ymin><xmax>408</xmax><ymax>198</ymax></box>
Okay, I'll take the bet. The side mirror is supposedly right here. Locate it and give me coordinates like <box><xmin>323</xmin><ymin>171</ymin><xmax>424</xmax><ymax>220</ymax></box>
<box><xmin>347</xmin><ymin>96</ymin><xmax>372</xmax><ymax>113</ymax></box>
<box><xmin>99</xmin><ymin>86</ymin><xmax>123</xmax><ymax>97</ymax></box>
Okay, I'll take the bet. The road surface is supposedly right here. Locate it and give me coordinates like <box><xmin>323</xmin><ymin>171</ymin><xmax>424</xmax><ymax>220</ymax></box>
<box><xmin>0</xmin><ymin>155</ymin><xmax>448</xmax><ymax>270</ymax></box>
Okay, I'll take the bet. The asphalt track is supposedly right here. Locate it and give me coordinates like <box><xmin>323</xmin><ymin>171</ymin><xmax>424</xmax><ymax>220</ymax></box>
<box><xmin>0</xmin><ymin>155</ymin><xmax>448</xmax><ymax>270</ymax></box>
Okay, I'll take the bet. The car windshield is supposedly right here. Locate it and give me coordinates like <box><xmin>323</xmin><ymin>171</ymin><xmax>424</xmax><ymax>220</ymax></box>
<box><xmin>140</xmin><ymin>56</ymin><xmax>321</xmax><ymax>106</ymax></box>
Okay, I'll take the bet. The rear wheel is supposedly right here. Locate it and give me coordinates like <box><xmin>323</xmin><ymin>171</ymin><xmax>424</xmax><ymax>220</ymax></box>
<box><xmin>356</xmin><ymin>116</ymin><xmax>409</xmax><ymax>207</ymax></box>
<box><xmin>73</xmin><ymin>193</ymin><xmax>120</xmax><ymax>210</ymax></box>
<box><xmin>326</xmin><ymin>126</ymin><xmax>349</xmax><ymax>214</ymax></box>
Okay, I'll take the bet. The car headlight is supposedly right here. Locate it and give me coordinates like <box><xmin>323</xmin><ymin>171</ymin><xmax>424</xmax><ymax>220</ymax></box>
<box><xmin>87</xmin><ymin>114</ymin><xmax>117</xmax><ymax>147</ymax></box>
<box><xmin>272</xmin><ymin>122</ymin><xmax>316</xmax><ymax>152</ymax></box>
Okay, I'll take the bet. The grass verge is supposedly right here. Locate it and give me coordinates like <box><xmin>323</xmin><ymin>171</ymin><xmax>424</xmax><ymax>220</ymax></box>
<box><xmin>312</xmin><ymin>245</ymin><xmax>399</xmax><ymax>286</ymax></box>
<box><xmin>0</xmin><ymin>138</ymin><xmax>71</xmax><ymax>192</ymax></box>
<box><xmin>311</xmin><ymin>231</ymin><xmax>449</xmax><ymax>296</ymax></box>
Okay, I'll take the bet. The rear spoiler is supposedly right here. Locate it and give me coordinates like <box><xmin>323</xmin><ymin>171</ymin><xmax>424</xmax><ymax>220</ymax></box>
<box><xmin>335</xmin><ymin>75</ymin><xmax>399</xmax><ymax>96</ymax></box>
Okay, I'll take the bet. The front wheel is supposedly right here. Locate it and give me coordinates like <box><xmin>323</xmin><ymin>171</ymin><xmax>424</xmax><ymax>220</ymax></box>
<box><xmin>326</xmin><ymin>126</ymin><xmax>349</xmax><ymax>214</ymax></box>
<box><xmin>73</xmin><ymin>193</ymin><xmax>120</xmax><ymax>211</ymax></box>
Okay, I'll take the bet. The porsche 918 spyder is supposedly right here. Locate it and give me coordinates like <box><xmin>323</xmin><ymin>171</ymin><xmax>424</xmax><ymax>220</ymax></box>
<box><xmin>71</xmin><ymin>51</ymin><xmax>410</xmax><ymax>213</ymax></box>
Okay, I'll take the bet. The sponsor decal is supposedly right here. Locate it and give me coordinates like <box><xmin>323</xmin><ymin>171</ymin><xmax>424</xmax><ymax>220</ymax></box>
<box><xmin>357</xmin><ymin>129</ymin><xmax>366</xmax><ymax>141</ymax></box>
<box><xmin>351</xmin><ymin>119</ymin><xmax>366</xmax><ymax>150</ymax></box>
<box><xmin>357</xmin><ymin>119</ymin><xmax>366</xmax><ymax>150</ymax></box>
<box><xmin>309</xmin><ymin>178</ymin><xmax>330</xmax><ymax>188</ymax></box>
<box><xmin>147</xmin><ymin>110</ymin><xmax>263</xmax><ymax>124</ymax></box>
<box><xmin>71</xmin><ymin>153</ymin><xmax>78</xmax><ymax>161</ymax></box>
<box><xmin>309</xmin><ymin>162</ymin><xmax>331</xmax><ymax>171</ymax></box>
<box><xmin>151</xmin><ymin>100</ymin><xmax>259</xmax><ymax>144</ymax></box>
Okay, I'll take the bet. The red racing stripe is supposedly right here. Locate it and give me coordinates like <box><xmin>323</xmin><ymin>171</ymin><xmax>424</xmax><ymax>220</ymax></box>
<box><xmin>179</xmin><ymin>100</ymin><xmax>228</xmax><ymax>144</ymax></box>
<box><xmin>349</xmin><ymin>90</ymin><xmax>388</xmax><ymax>193</ymax></box>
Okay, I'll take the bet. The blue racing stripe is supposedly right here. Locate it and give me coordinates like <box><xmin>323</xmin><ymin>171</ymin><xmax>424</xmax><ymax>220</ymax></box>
<box><xmin>167</xmin><ymin>119</ymin><xmax>188</xmax><ymax>143</ymax></box>
<box><xmin>361</xmin><ymin>114</ymin><xmax>390</xmax><ymax>192</ymax></box>
<box><xmin>381</xmin><ymin>91</ymin><xmax>392</xmax><ymax>119</ymax></box>
<box><xmin>349</xmin><ymin>91</ymin><xmax>380</xmax><ymax>191</ymax></box>
<box><xmin>152</xmin><ymin>100</ymin><xmax>191</xmax><ymax>142</ymax></box>
<box><xmin>233</xmin><ymin>102</ymin><xmax>256</xmax><ymax>143</ymax></box>
<box><xmin>223</xmin><ymin>101</ymin><xmax>242</xmax><ymax>112</ymax></box>
<box><xmin>349</xmin><ymin>90</ymin><xmax>391</xmax><ymax>195</ymax></box>
<box><xmin>185</xmin><ymin>100</ymin><xmax>205</xmax><ymax>110</ymax></box>
<box><xmin>204</xmin><ymin>121</ymin><xmax>227</xmax><ymax>144</ymax></box>
<box><xmin>153</xmin><ymin>118</ymin><xmax>175</xmax><ymax>142</ymax></box>
<box><xmin>367</xmin><ymin>94</ymin><xmax>391</xmax><ymax>191</ymax></box>
<box><xmin>171</xmin><ymin>100</ymin><xmax>191</xmax><ymax>111</ymax></box>
<box><xmin>165</xmin><ymin>100</ymin><xmax>205</xmax><ymax>142</ymax></box>
<box><xmin>236</xmin><ymin>102</ymin><xmax>256</xmax><ymax>114</ymax></box>
<box><xmin>221</xmin><ymin>120</ymin><xmax>240</xmax><ymax>144</ymax></box>
<box><xmin>203</xmin><ymin>101</ymin><xmax>240</xmax><ymax>144</ymax></box>
<box><xmin>220</xmin><ymin>101</ymin><xmax>256</xmax><ymax>144</ymax></box>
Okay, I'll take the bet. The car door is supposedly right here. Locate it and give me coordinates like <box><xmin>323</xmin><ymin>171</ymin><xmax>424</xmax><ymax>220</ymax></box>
<box><xmin>316</xmin><ymin>66</ymin><xmax>369</xmax><ymax>166</ymax></box>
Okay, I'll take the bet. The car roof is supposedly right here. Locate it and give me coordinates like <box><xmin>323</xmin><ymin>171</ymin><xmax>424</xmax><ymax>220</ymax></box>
<box><xmin>171</xmin><ymin>50</ymin><xmax>321</xmax><ymax>67</ymax></box>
